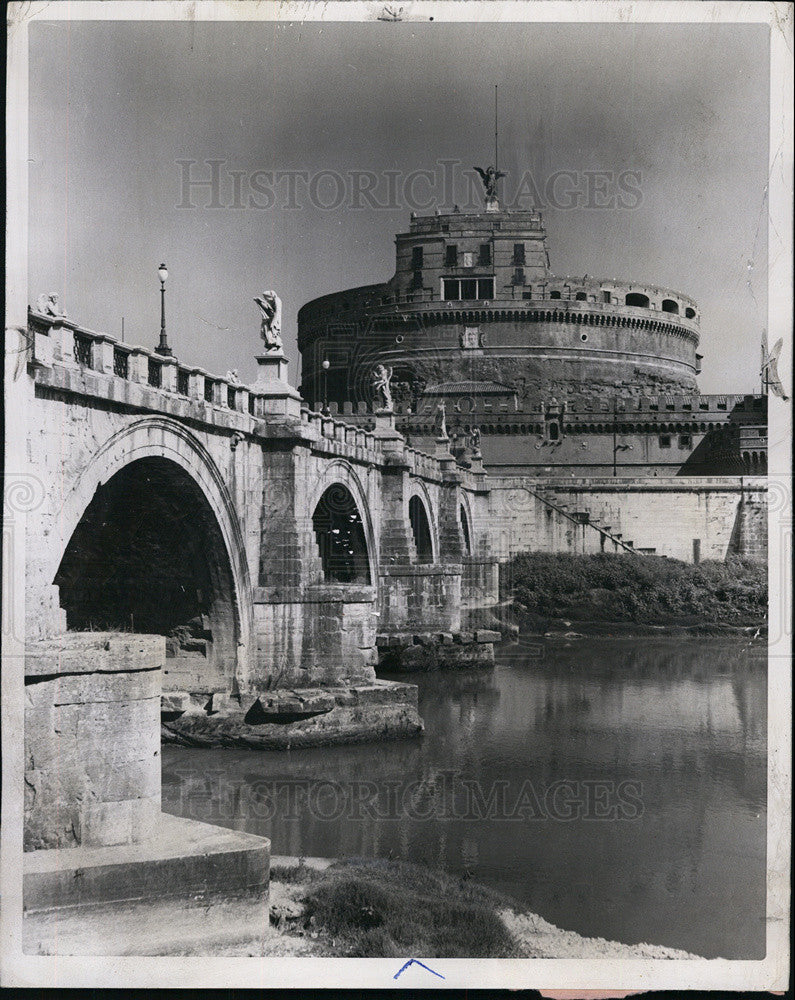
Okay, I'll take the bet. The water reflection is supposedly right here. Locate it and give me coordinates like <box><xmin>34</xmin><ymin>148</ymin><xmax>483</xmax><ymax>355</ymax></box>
<box><xmin>162</xmin><ymin>637</ymin><xmax>766</xmax><ymax>959</ymax></box>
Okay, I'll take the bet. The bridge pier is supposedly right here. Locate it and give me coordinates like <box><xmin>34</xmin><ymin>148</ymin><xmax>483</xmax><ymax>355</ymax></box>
<box><xmin>23</xmin><ymin>632</ymin><xmax>270</xmax><ymax>952</ymax></box>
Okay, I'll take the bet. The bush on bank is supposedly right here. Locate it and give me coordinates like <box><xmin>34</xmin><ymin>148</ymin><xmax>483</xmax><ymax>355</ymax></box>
<box><xmin>502</xmin><ymin>552</ymin><xmax>766</xmax><ymax>627</ymax></box>
<box><xmin>301</xmin><ymin>859</ymin><xmax>520</xmax><ymax>958</ymax></box>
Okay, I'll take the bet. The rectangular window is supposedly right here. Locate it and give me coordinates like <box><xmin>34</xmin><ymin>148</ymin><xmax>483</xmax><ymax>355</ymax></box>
<box><xmin>73</xmin><ymin>333</ymin><xmax>92</xmax><ymax>368</ymax></box>
<box><xmin>513</xmin><ymin>268</ymin><xmax>525</xmax><ymax>285</ymax></box>
<box><xmin>248</xmin><ymin>394</ymin><xmax>256</xmax><ymax>414</ymax></box>
<box><xmin>227</xmin><ymin>386</ymin><xmax>236</xmax><ymax>409</ymax></box>
<box><xmin>445</xmin><ymin>244</ymin><xmax>458</xmax><ymax>267</ymax></box>
<box><xmin>147</xmin><ymin>358</ymin><xmax>161</xmax><ymax>388</ymax></box>
<box><xmin>177</xmin><ymin>369</ymin><xmax>189</xmax><ymax>395</ymax></box>
<box><xmin>113</xmin><ymin>348</ymin><xmax>129</xmax><ymax>379</ymax></box>
<box><xmin>204</xmin><ymin>378</ymin><xmax>214</xmax><ymax>403</ymax></box>
<box><xmin>659</xmin><ymin>434</ymin><xmax>671</xmax><ymax>448</ymax></box>
<box><xmin>513</xmin><ymin>244</ymin><xmax>526</xmax><ymax>265</ymax></box>
<box><xmin>479</xmin><ymin>243</ymin><xmax>491</xmax><ymax>266</ymax></box>
<box><xmin>602</xmin><ymin>290</ymin><xmax>611</xmax><ymax>303</ymax></box>
<box><xmin>679</xmin><ymin>434</ymin><xmax>693</xmax><ymax>449</ymax></box>
<box><xmin>412</xmin><ymin>270</ymin><xmax>423</xmax><ymax>290</ymax></box>
<box><xmin>443</xmin><ymin>277</ymin><xmax>494</xmax><ymax>301</ymax></box>
<box><xmin>411</xmin><ymin>246</ymin><xmax>423</xmax><ymax>269</ymax></box>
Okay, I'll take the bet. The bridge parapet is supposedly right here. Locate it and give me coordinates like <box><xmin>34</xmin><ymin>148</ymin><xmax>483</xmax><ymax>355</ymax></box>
<box><xmin>29</xmin><ymin>310</ymin><xmax>308</xmax><ymax>423</ymax></box>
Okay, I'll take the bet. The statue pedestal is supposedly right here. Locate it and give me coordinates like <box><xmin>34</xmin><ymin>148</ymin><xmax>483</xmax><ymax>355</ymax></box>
<box><xmin>485</xmin><ymin>196</ymin><xmax>501</xmax><ymax>213</ymax></box>
<box><xmin>435</xmin><ymin>435</ymin><xmax>456</xmax><ymax>470</ymax></box>
<box><xmin>255</xmin><ymin>350</ymin><xmax>289</xmax><ymax>384</ymax></box>
<box><xmin>252</xmin><ymin>350</ymin><xmax>301</xmax><ymax>419</ymax></box>
<box><xmin>373</xmin><ymin>409</ymin><xmax>403</xmax><ymax>439</ymax></box>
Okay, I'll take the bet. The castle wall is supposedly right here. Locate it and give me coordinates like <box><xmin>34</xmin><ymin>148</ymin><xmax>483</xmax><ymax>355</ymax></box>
<box><xmin>297</xmin><ymin>207</ymin><xmax>701</xmax><ymax>405</ymax></box>
<box><xmin>486</xmin><ymin>477</ymin><xmax>767</xmax><ymax>563</ymax></box>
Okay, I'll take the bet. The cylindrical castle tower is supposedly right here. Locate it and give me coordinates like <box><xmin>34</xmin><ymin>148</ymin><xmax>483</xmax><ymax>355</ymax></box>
<box><xmin>298</xmin><ymin>207</ymin><xmax>701</xmax><ymax>409</ymax></box>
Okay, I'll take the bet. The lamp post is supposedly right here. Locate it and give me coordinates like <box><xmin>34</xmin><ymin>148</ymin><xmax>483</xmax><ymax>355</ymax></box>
<box><xmin>321</xmin><ymin>358</ymin><xmax>330</xmax><ymax>414</ymax></box>
<box><xmin>155</xmin><ymin>263</ymin><xmax>172</xmax><ymax>356</ymax></box>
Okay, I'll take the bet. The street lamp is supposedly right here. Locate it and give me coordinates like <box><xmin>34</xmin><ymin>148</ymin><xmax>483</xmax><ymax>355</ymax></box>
<box><xmin>155</xmin><ymin>263</ymin><xmax>172</xmax><ymax>356</ymax></box>
<box><xmin>321</xmin><ymin>358</ymin><xmax>330</xmax><ymax>414</ymax></box>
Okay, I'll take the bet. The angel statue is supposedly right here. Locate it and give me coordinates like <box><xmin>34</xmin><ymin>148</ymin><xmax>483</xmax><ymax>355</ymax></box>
<box><xmin>254</xmin><ymin>291</ymin><xmax>283</xmax><ymax>351</ymax></box>
<box><xmin>371</xmin><ymin>364</ymin><xmax>394</xmax><ymax>411</ymax></box>
<box><xmin>761</xmin><ymin>331</ymin><xmax>789</xmax><ymax>400</ymax></box>
<box><xmin>434</xmin><ymin>401</ymin><xmax>448</xmax><ymax>439</ymax></box>
<box><xmin>473</xmin><ymin>165</ymin><xmax>506</xmax><ymax>202</ymax></box>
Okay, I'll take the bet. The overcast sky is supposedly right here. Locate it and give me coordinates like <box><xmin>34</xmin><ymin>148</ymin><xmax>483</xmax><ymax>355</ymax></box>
<box><xmin>29</xmin><ymin>17</ymin><xmax>770</xmax><ymax>393</ymax></box>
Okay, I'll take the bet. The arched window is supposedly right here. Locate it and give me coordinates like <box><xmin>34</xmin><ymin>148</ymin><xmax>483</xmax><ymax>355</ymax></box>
<box><xmin>408</xmin><ymin>495</ymin><xmax>434</xmax><ymax>564</ymax></box>
<box><xmin>685</xmin><ymin>307</ymin><xmax>696</xmax><ymax>319</ymax></box>
<box><xmin>312</xmin><ymin>484</ymin><xmax>371</xmax><ymax>584</ymax></box>
<box><xmin>575</xmin><ymin>291</ymin><xmax>587</xmax><ymax>301</ymax></box>
<box><xmin>625</xmin><ymin>292</ymin><xmax>650</xmax><ymax>308</ymax></box>
<box><xmin>549</xmin><ymin>290</ymin><xmax>561</xmax><ymax>300</ymax></box>
<box><xmin>661</xmin><ymin>299</ymin><xmax>679</xmax><ymax>314</ymax></box>
<box><xmin>460</xmin><ymin>504</ymin><xmax>472</xmax><ymax>556</ymax></box>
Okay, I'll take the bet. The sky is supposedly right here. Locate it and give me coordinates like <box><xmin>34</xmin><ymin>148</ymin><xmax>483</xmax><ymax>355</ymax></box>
<box><xmin>28</xmin><ymin>17</ymin><xmax>770</xmax><ymax>393</ymax></box>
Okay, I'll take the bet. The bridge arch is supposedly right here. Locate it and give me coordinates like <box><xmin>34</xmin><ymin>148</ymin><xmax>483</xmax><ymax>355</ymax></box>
<box><xmin>307</xmin><ymin>460</ymin><xmax>378</xmax><ymax>586</ymax></box>
<box><xmin>407</xmin><ymin>481</ymin><xmax>437</xmax><ymax>564</ymax></box>
<box><xmin>50</xmin><ymin>417</ymin><xmax>253</xmax><ymax>691</ymax></box>
<box><xmin>459</xmin><ymin>493</ymin><xmax>475</xmax><ymax>556</ymax></box>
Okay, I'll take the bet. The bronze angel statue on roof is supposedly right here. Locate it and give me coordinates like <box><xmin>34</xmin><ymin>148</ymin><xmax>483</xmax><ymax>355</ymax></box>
<box><xmin>473</xmin><ymin>165</ymin><xmax>506</xmax><ymax>201</ymax></box>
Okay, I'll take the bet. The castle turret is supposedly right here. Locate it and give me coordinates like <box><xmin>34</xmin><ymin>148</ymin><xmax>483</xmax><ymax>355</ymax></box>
<box><xmin>298</xmin><ymin>205</ymin><xmax>701</xmax><ymax>409</ymax></box>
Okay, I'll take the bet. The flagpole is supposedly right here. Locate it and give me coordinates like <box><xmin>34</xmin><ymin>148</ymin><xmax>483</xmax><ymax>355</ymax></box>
<box><xmin>494</xmin><ymin>84</ymin><xmax>498</xmax><ymax>176</ymax></box>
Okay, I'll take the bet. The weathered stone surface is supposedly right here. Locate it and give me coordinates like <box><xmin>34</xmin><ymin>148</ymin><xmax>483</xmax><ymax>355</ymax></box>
<box><xmin>24</xmin><ymin>814</ymin><xmax>269</xmax><ymax>912</ymax></box>
<box><xmin>24</xmin><ymin>634</ymin><xmax>164</xmax><ymax>852</ymax></box>
<box><xmin>162</xmin><ymin>681</ymin><xmax>422</xmax><ymax>749</ymax></box>
<box><xmin>475</xmin><ymin>629</ymin><xmax>501</xmax><ymax>643</ymax></box>
<box><xmin>376</xmin><ymin>633</ymin><xmax>495</xmax><ymax>673</ymax></box>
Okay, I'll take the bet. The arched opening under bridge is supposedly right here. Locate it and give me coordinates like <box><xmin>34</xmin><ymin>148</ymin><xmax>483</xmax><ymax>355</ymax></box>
<box><xmin>312</xmin><ymin>483</ymin><xmax>372</xmax><ymax>584</ymax></box>
<box><xmin>54</xmin><ymin>456</ymin><xmax>239</xmax><ymax>691</ymax></box>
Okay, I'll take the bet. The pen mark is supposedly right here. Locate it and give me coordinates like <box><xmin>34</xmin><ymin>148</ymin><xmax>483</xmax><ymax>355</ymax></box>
<box><xmin>393</xmin><ymin>958</ymin><xmax>445</xmax><ymax>980</ymax></box>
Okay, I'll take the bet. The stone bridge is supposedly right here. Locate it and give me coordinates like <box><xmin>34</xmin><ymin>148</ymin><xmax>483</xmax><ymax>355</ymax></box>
<box><xmin>23</xmin><ymin>311</ymin><xmax>498</xmax><ymax>706</ymax></box>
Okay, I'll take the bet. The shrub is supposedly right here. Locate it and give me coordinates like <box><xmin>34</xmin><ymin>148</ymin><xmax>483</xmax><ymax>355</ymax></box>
<box><xmin>502</xmin><ymin>553</ymin><xmax>766</xmax><ymax>626</ymax></box>
<box><xmin>304</xmin><ymin>859</ymin><xmax>520</xmax><ymax>958</ymax></box>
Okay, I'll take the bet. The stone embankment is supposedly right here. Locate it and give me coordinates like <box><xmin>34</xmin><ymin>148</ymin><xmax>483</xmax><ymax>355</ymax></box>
<box><xmin>161</xmin><ymin>679</ymin><xmax>423</xmax><ymax>749</ymax></box>
<box><xmin>376</xmin><ymin>629</ymin><xmax>501</xmax><ymax>672</ymax></box>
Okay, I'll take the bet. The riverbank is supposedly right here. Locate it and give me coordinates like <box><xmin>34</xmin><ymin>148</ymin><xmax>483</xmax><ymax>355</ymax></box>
<box><xmin>27</xmin><ymin>856</ymin><xmax>697</xmax><ymax>957</ymax></box>
<box><xmin>503</xmin><ymin>552</ymin><xmax>766</xmax><ymax>635</ymax></box>
<box><xmin>24</xmin><ymin>859</ymin><xmax>698</xmax><ymax>957</ymax></box>
<box><xmin>267</xmin><ymin>857</ymin><xmax>698</xmax><ymax>959</ymax></box>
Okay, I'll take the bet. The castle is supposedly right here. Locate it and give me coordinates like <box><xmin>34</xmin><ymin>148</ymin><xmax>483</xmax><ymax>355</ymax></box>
<box><xmin>298</xmin><ymin>190</ymin><xmax>767</xmax><ymax>479</ymax></box>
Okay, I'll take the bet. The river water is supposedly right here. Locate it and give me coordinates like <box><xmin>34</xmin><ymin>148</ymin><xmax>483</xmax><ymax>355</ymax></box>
<box><xmin>161</xmin><ymin>636</ymin><xmax>767</xmax><ymax>959</ymax></box>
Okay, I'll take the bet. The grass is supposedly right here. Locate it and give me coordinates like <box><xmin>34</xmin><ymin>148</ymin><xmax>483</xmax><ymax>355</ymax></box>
<box><xmin>293</xmin><ymin>858</ymin><xmax>521</xmax><ymax>958</ymax></box>
<box><xmin>502</xmin><ymin>552</ymin><xmax>766</xmax><ymax>627</ymax></box>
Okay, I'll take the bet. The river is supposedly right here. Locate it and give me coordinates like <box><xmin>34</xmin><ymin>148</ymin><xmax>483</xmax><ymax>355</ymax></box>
<box><xmin>161</xmin><ymin>635</ymin><xmax>767</xmax><ymax>959</ymax></box>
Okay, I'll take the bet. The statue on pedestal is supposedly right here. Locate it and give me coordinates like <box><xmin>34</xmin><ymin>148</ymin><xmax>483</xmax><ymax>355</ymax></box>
<box><xmin>36</xmin><ymin>293</ymin><xmax>66</xmax><ymax>318</ymax></box>
<box><xmin>254</xmin><ymin>291</ymin><xmax>283</xmax><ymax>351</ymax></box>
<box><xmin>371</xmin><ymin>364</ymin><xmax>394</xmax><ymax>411</ymax></box>
<box><xmin>469</xmin><ymin>427</ymin><xmax>481</xmax><ymax>453</ymax></box>
<box><xmin>434</xmin><ymin>401</ymin><xmax>448</xmax><ymax>439</ymax></box>
<box><xmin>474</xmin><ymin>165</ymin><xmax>506</xmax><ymax>203</ymax></box>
